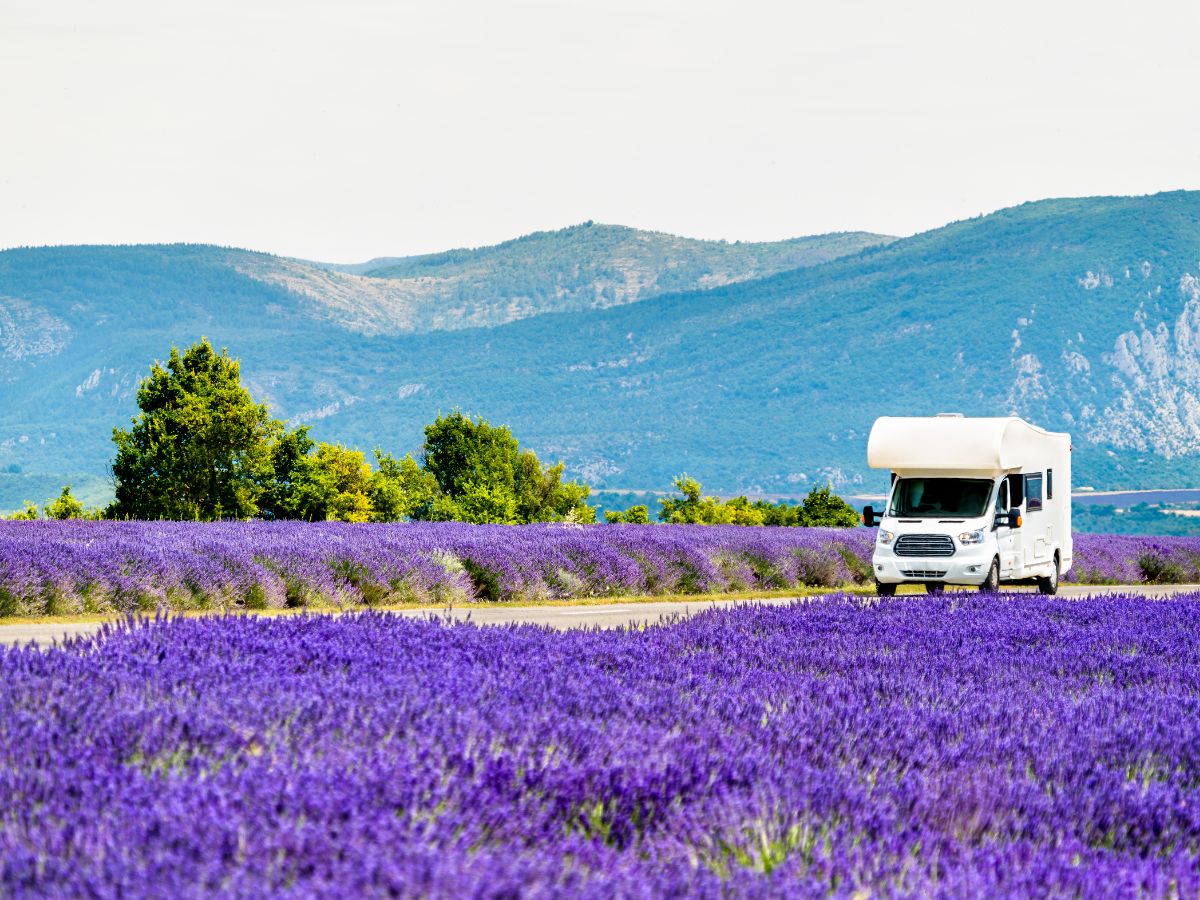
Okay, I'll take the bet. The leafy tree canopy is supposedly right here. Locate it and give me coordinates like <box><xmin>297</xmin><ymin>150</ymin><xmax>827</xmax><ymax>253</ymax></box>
<box><xmin>418</xmin><ymin>413</ymin><xmax>595</xmax><ymax>524</ymax></box>
<box><xmin>259</xmin><ymin>425</ymin><xmax>316</xmax><ymax>521</ymax></box>
<box><xmin>103</xmin><ymin>344</ymin><xmax>597</xmax><ymax>524</ymax></box>
<box><xmin>287</xmin><ymin>443</ymin><xmax>375</xmax><ymax>523</ymax></box>
<box><xmin>605</xmin><ymin>504</ymin><xmax>650</xmax><ymax>524</ymax></box>
<box><xmin>44</xmin><ymin>486</ymin><xmax>87</xmax><ymax>520</ymax></box>
<box><xmin>261</xmin><ymin>434</ymin><xmax>438</xmax><ymax>524</ymax></box>
<box><xmin>110</xmin><ymin>339</ymin><xmax>278</xmax><ymax>520</ymax></box>
<box><xmin>658</xmin><ymin>476</ymin><xmax>764</xmax><ymax>525</ymax></box>
<box><xmin>794</xmin><ymin>483</ymin><xmax>861</xmax><ymax>528</ymax></box>
<box><xmin>368</xmin><ymin>451</ymin><xmax>439</xmax><ymax>523</ymax></box>
<box><xmin>5</xmin><ymin>502</ymin><xmax>39</xmax><ymax>521</ymax></box>
<box><xmin>655</xmin><ymin>477</ymin><xmax>859</xmax><ymax>527</ymax></box>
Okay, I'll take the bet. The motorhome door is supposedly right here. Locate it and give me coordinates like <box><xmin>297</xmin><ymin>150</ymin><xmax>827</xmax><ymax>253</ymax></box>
<box><xmin>995</xmin><ymin>477</ymin><xmax>1019</xmax><ymax>577</ymax></box>
<box><xmin>1022</xmin><ymin>471</ymin><xmax>1053</xmax><ymax>567</ymax></box>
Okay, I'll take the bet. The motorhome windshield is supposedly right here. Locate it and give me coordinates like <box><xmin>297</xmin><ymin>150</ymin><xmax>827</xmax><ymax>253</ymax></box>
<box><xmin>888</xmin><ymin>478</ymin><xmax>993</xmax><ymax>518</ymax></box>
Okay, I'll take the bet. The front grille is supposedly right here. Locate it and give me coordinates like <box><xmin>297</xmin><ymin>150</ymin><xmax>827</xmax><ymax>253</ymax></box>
<box><xmin>900</xmin><ymin>569</ymin><xmax>948</xmax><ymax>578</ymax></box>
<box><xmin>893</xmin><ymin>534</ymin><xmax>956</xmax><ymax>557</ymax></box>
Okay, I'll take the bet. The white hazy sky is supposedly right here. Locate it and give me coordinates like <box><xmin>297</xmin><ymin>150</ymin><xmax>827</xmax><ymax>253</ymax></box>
<box><xmin>2</xmin><ymin>0</ymin><xmax>1199</xmax><ymax>261</ymax></box>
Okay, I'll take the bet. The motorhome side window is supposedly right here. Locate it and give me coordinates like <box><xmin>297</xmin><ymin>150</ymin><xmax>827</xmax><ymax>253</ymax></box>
<box><xmin>1026</xmin><ymin>473</ymin><xmax>1044</xmax><ymax>511</ymax></box>
<box><xmin>1047</xmin><ymin>469</ymin><xmax>1053</xmax><ymax>499</ymax></box>
<box><xmin>995</xmin><ymin>479</ymin><xmax>1009</xmax><ymax>512</ymax></box>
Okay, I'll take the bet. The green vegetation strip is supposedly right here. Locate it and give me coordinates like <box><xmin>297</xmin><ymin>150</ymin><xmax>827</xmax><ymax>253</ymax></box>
<box><xmin>0</xmin><ymin>585</ymin><xmax>877</xmax><ymax>627</ymax></box>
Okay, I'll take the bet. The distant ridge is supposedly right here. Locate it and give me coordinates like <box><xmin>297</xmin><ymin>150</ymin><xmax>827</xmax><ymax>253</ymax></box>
<box><xmin>273</xmin><ymin>223</ymin><xmax>895</xmax><ymax>333</ymax></box>
<box><xmin>313</xmin><ymin>223</ymin><xmax>893</xmax><ymax>278</ymax></box>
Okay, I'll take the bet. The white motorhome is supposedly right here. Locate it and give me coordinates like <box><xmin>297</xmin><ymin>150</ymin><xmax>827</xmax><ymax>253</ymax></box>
<box><xmin>863</xmin><ymin>414</ymin><xmax>1071</xmax><ymax>595</ymax></box>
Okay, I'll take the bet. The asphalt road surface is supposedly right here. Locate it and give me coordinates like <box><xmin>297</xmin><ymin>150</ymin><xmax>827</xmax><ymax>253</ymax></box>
<box><xmin>1</xmin><ymin>583</ymin><xmax>1198</xmax><ymax>648</ymax></box>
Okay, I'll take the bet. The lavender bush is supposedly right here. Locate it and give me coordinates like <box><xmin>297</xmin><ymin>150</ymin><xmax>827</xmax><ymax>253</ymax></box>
<box><xmin>2</xmin><ymin>596</ymin><xmax>1198</xmax><ymax>895</ymax></box>
<box><xmin>1</xmin><ymin>522</ymin><xmax>1199</xmax><ymax>618</ymax></box>
<box><xmin>1070</xmin><ymin>532</ymin><xmax>1200</xmax><ymax>584</ymax></box>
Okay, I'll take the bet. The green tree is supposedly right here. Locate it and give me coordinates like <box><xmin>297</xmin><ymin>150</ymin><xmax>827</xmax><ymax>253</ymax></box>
<box><xmin>260</xmin><ymin>425</ymin><xmax>316</xmax><ymax>520</ymax></box>
<box><xmin>422</xmin><ymin>413</ymin><xmax>518</xmax><ymax>500</ymax></box>
<box><xmin>368</xmin><ymin>451</ymin><xmax>438</xmax><ymax>522</ymax></box>
<box><xmin>796</xmin><ymin>483</ymin><xmax>860</xmax><ymax>527</ymax></box>
<box><xmin>605</xmin><ymin>504</ymin><xmax>650</xmax><ymax>524</ymax></box>
<box><xmin>287</xmin><ymin>442</ymin><xmax>375</xmax><ymax>522</ymax></box>
<box><xmin>6</xmin><ymin>501</ymin><xmax>39</xmax><ymax>521</ymax></box>
<box><xmin>437</xmin><ymin>479</ymin><xmax>520</xmax><ymax>525</ymax></box>
<box><xmin>658</xmin><ymin>476</ymin><xmax>752</xmax><ymax>524</ymax></box>
<box><xmin>752</xmin><ymin>499</ymin><xmax>803</xmax><ymax>526</ymax></box>
<box><xmin>657</xmin><ymin>475</ymin><xmax>705</xmax><ymax>523</ymax></box>
<box><xmin>44</xmin><ymin>486</ymin><xmax>86</xmax><ymax>520</ymax></box>
<box><xmin>657</xmin><ymin>477</ymin><xmax>854</xmax><ymax>527</ymax></box>
<box><xmin>514</xmin><ymin>452</ymin><xmax>596</xmax><ymax>523</ymax></box>
<box><xmin>722</xmin><ymin>495</ymin><xmax>766</xmax><ymax>526</ymax></box>
<box><xmin>418</xmin><ymin>413</ymin><xmax>594</xmax><ymax>524</ymax></box>
<box><xmin>109</xmin><ymin>339</ymin><xmax>278</xmax><ymax>520</ymax></box>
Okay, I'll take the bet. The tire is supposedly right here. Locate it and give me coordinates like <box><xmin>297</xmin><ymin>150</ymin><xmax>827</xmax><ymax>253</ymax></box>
<box><xmin>1037</xmin><ymin>555</ymin><xmax>1060</xmax><ymax>595</ymax></box>
<box><xmin>924</xmin><ymin>582</ymin><xmax>945</xmax><ymax>595</ymax></box>
<box><xmin>875</xmin><ymin>581</ymin><xmax>896</xmax><ymax>597</ymax></box>
<box><xmin>979</xmin><ymin>558</ymin><xmax>1000</xmax><ymax>593</ymax></box>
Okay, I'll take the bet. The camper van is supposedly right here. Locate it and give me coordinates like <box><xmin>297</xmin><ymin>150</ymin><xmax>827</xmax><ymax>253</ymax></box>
<box><xmin>862</xmin><ymin>415</ymin><xmax>1071</xmax><ymax>595</ymax></box>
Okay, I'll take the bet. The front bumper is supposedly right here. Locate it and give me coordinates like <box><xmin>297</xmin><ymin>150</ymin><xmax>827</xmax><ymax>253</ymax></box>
<box><xmin>872</xmin><ymin>546</ymin><xmax>993</xmax><ymax>585</ymax></box>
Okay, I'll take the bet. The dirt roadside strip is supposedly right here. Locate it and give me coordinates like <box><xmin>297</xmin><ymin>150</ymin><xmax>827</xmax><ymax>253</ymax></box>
<box><xmin>2</xmin><ymin>584</ymin><xmax>1199</xmax><ymax>648</ymax></box>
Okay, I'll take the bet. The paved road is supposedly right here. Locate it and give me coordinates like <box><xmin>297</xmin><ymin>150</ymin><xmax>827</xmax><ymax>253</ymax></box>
<box><xmin>2</xmin><ymin>584</ymin><xmax>1198</xmax><ymax>648</ymax></box>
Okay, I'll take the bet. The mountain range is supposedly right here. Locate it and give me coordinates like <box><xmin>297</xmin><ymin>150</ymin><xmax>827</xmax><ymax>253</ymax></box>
<box><xmin>2</xmin><ymin>192</ymin><xmax>1200</xmax><ymax>512</ymax></box>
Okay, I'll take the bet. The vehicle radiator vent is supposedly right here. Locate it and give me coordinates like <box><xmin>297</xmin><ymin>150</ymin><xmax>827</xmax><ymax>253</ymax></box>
<box><xmin>893</xmin><ymin>534</ymin><xmax>956</xmax><ymax>557</ymax></box>
<box><xmin>900</xmin><ymin>569</ymin><xmax>948</xmax><ymax>578</ymax></box>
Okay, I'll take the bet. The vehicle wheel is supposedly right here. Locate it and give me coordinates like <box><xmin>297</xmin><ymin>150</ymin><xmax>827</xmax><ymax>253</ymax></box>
<box><xmin>924</xmin><ymin>582</ymin><xmax>944</xmax><ymax>595</ymax></box>
<box><xmin>1037</xmin><ymin>555</ymin><xmax>1060</xmax><ymax>595</ymax></box>
<box><xmin>875</xmin><ymin>581</ymin><xmax>896</xmax><ymax>597</ymax></box>
<box><xmin>979</xmin><ymin>558</ymin><xmax>1000</xmax><ymax>593</ymax></box>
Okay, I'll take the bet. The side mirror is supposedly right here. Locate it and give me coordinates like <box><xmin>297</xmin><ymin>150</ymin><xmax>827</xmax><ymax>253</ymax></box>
<box><xmin>862</xmin><ymin>505</ymin><xmax>878</xmax><ymax>527</ymax></box>
<box><xmin>994</xmin><ymin>510</ymin><xmax>1020</xmax><ymax>529</ymax></box>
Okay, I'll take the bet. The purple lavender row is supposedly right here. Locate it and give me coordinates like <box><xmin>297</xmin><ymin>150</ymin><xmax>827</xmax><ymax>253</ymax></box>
<box><xmin>0</xmin><ymin>521</ymin><xmax>875</xmax><ymax>615</ymax></box>
<box><xmin>2</xmin><ymin>595</ymin><xmax>1198</xmax><ymax>895</ymax></box>
<box><xmin>0</xmin><ymin>522</ymin><xmax>1198</xmax><ymax>615</ymax></box>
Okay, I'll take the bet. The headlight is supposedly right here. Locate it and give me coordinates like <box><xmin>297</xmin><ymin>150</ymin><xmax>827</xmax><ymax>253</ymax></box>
<box><xmin>877</xmin><ymin>529</ymin><xmax>894</xmax><ymax>545</ymax></box>
<box><xmin>958</xmin><ymin>529</ymin><xmax>985</xmax><ymax>545</ymax></box>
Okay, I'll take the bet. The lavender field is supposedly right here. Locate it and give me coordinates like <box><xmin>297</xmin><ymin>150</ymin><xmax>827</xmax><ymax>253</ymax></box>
<box><xmin>0</xmin><ymin>521</ymin><xmax>876</xmax><ymax>616</ymax></box>
<box><xmin>2</xmin><ymin>521</ymin><xmax>1200</xmax><ymax>617</ymax></box>
<box><xmin>3</xmin><ymin>596</ymin><xmax>1198</xmax><ymax>895</ymax></box>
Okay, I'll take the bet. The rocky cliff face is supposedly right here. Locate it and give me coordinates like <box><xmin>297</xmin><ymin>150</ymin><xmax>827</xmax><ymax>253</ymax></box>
<box><xmin>0</xmin><ymin>297</ymin><xmax>71</xmax><ymax>365</ymax></box>
<box><xmin>1092</xmin><ymin>273</ymin><xmax>1200</xmax><ymax>457</ymax></box>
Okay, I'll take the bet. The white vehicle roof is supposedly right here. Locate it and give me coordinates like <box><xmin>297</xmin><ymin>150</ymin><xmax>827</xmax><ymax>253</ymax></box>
<box><xmin>867</xmin><ymin>415</ymin><xmax>1069</xmax><ymax>476</ymax></box>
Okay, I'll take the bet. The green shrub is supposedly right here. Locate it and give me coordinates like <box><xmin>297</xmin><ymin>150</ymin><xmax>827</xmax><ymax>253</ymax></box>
<box><xmin>461</xmin><ymin>558</ymin><xmax>504</xmax><ymax>602</ymax></box>
<box><xmin>605</xmin><ymin>505</ymin><xmax>650</xmax><ymax>524</ymax></box>
<box><xmin>794</xmin><ymin>549</ymin><xmax>840</xmax><ymax>587</ymax></box>
<box><xmin>742</xmin><ymin>553</ymin><xmax>788</xmax><ymax>589</ymax></box>
<box><xmin>1136</xmin><ymin>552</ymin><xmax>1188</xmax><ymax>584</ymax></box>
<box><xmin>0</xmin><ymin>586</ymin><xmax>19</xmax><ymax>617</ymax></box>
<box><xmin>244</xmin><ymin>583</ymin><xmax>269</xmax><ymax>610</ymax></box>
<box><xmin>835</xmin><ymin>545</ymin><xmax>874</xmax><ymax>584</ymax></box>
<box><xmin>44</xmin><ymin>486</ymin><xmax>87</xmax><ymax>520</ymax></box>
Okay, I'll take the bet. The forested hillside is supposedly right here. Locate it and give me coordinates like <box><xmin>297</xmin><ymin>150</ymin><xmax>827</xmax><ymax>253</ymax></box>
<box><xmin>3</xmin><ymin>192</ymin><xmax>1200</xmax><ymax>510</ymax></box>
